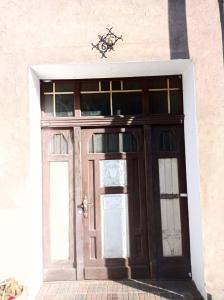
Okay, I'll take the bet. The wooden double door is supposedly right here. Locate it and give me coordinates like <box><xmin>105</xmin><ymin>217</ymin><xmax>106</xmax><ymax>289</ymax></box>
<box><xmin>80</xmin><ymin>126</ymin><xmax>191</xmax><ymax>279</ymax></box>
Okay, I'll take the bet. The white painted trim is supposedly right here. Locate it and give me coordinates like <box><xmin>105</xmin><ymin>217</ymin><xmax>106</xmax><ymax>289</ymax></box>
<box><xmin>29</xmin><ymin>59</ymin><xmax>206</xmax><ymax>299</ymax></box>
<box><xmin>31</xmin><ymin>60</ymin><xmax>191</xmax><ymax>80</ymax></box>
<box><xmin>183</xmin><ymin>64</ymin><xmax>206</xmax><ymax>299</ymax></box>
<box><xmin>28</xmin><ymin>69</ymin><xmax>43</xmax><ymax>299</ymax></box>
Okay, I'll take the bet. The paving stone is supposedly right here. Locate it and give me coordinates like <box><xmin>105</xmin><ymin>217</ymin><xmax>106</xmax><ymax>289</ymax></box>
<box><xmin>35</xmin><ymin>280</ymin><xmax>203</xmax><ymax>300</ymax></box>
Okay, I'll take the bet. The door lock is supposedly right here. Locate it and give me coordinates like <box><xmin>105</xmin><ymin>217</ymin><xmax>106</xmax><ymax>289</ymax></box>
<box><xmin>77</xmin><ymin>195</ymin><xmax>92</xmax><ymax>218</ymax></box>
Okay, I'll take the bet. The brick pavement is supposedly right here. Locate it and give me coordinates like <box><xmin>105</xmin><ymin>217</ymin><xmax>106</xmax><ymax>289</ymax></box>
<box><xmin>35</xmin><ymin>280</ymin><xmax>203</xmax><ymax>300</ymax></box>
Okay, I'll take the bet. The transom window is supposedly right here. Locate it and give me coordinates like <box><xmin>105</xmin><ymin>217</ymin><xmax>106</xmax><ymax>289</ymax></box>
<box><xmin>41</xmin><ymin>76</ymin><xmax>183</xmax><ymax>118</ymax></box>
<box><xmin>89</xmin><ymin>132</ymin><xmax>137</xmax><ymax>153</ymax></box>
<box><xmin>42</xmin><ymin>82</ymin><xmax>74</xmax><ymax>117</ymax></box>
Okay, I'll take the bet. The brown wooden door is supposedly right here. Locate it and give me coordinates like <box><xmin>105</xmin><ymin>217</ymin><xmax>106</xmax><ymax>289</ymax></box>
<box><xmin>81</xmin><ymin>127</ymin><xmax>150</xmax><ymax>279</ymax></box>
<box><xmin>151</xmin><ymin>125</ymin><xmax>191</xmax><ymax>278</ymax></box>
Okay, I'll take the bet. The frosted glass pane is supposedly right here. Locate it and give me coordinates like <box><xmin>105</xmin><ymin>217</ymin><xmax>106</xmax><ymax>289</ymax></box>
<box><xmin>158</xmin><ymin>158</ymin><xmax>182</xmax><ymax>256</ymax></box>
<box><xmin>49</xmin><ymin>134</ymin><xmax>68</xmax><ymax>154</ymax></box>
<box><xmin>50</xmin><ymin>162</ymin><xmax>69</xmax><ymax>261</ymax></box>
<box><xmin>101</xmin><ymin>194</ymin><xmax>129</xmax><ymax>258</ymax></box>
<box><xmin>159</xmin><ymin>159</ymin><xmax>179</xmax><ymax>194</ymax></box>
<box><xmin>100</xmin><ymin>160</ymin><xmax>127</xmax><ymax>187</ymax></box>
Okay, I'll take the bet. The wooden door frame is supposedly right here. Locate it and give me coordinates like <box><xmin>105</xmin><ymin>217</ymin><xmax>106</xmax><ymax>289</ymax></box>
<box><xmin>79</xmin><ymin>126</ymin><xmax>150</xmax><ymax>279</ymax></box>
<box><xmin>73</xmin><ymin>127</ymin><xmax>84</xmax><ymax>280</ymax></box>
<box><xmin>151</xmin><ymin>125</ymin><xmax>191</xmax><ymax>278</ymax></box>
<box><xmin>42</xmin><ymin>128</ymin><xmax>76</xmax><ymax>281</ymax></box>
<box><xmin>42</xmin><ymin>117</ymin><xmax>189</xmax><ymax>280</ymax></box>
<box><xmin>74</xmin><ymin>123</ymin><xmax>190</xmax><ymax>279</ymax></box>
<box><xmin>143</xmin><ymin>125</ymin><xmax>157</xmax><ymax>277</ymax></box>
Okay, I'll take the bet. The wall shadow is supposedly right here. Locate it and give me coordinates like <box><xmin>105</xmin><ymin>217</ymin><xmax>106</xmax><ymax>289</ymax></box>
<box><xmin>168</xmin><ymin>0</ymin><xmax>190</xmax><ymax>59</ymax></box>
<box><xmin>218</xmin><ymin>0</ymin><xmax>224</xmax><ymax>63</ymax></box>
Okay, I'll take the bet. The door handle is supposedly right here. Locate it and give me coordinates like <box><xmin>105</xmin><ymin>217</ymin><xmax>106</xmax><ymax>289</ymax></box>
<box><xmin>77</xmin><ymin>195</ymin><xmax>92</xmax><ymax>218</ymax></box>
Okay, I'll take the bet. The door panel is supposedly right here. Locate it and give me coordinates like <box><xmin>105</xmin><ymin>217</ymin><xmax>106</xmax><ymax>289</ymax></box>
<box><xmin>151</xmin><ymin>126</ymin><xmax>191</xmax><ymax>278</ymax></box>
<box><xmin>42</xmin><ymin>128</ymin><xmax>76</xmax><ymax>281</ymax></box>
<box><xmin>81</xmin><ymin>128</ymin><xmax>149</xmax><ymax>279</ymax></box>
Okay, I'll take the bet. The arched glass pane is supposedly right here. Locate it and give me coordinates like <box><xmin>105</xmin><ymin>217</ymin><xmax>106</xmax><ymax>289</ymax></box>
<box><xmin>49</xmin><ymin>134</ymin><xmax>68</xmax><ymax>154</ymax></box>
<box><xmin>88</xmin><ymin>133</ymin><xmax>137</xmax><ymax>153</ymax></box>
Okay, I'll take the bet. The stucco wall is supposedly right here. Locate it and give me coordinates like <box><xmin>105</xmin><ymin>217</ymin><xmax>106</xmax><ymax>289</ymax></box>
<box><xmin>0</xmin><ymin>1</ymin><xmax>223</xmax><ymax>299</ymax></box>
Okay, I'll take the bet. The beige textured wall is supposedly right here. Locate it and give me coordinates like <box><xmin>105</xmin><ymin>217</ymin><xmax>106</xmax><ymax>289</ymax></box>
<box><xmin>0</xmin><ymin>0</ymin><xmax>223</xmax><ymax>298</ymax></box>
<box><xmin>187</xmin><ymin>2</ymin><xmax>224</xmax><ymax>298</ymax></box>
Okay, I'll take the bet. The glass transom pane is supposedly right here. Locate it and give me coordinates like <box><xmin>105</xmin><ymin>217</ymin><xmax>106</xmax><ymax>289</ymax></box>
<box><xmin>55</xmin><ymin>94</ymin><xmax>74</xmax><ymax>117</ymax></box>
<box><xmin>55</xmin><ymin>82</ymin><xmax>74</xmax><ymax>92</ymax></box>
<box><xmin>81</xmin><ymin>81</ymin><xmax>99</xmax><ymax>91</ymax></box>
<box><xmin>81</xmin><ymin>94</ymin><xmax>110</xmax><ymax>116</ymax></box>
<box><xmin>112</xmin><ymin>92</ymin><xmax>142</xmax><ymax>115</ymax></box>
<box><xmin>170</xmin><ymin>90</ymin><xmax>182</xmax><ymax>114</ymax></box>
<box><xmin>42</xmin><ymin>82</ymin><xmax>53</xmax><ymax>92</ymax></box>
<box><xmin>100</xmin><ymin>160</ymin><xmax>127</xmax><ymax>187</ymax></box>
<box><xmin>149</xmin><ymin>91</ymin><xmax>168</xmax><ymax>114</ymax></box>
<box><xmin>44</xmin><ymin>95</ymin><xmax>53</xmax><ymax>117</ymax></box>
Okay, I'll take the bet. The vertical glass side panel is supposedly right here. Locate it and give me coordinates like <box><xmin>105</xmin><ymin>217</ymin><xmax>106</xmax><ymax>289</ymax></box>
<box><xmin>100</xmin><ymin>159</ymin><xmax>127</xmax><ymax>187</ymax></box>
<box><xmin>49</xmin><ymin>161</ymin><xmax>69</xmax><ymax>261</ymax></box>
<box><xmin>158</xmin><ymin>158</ymin><xmax>182</xmax><ymax>256</ymax></box>
<box><xmin>101</xmin><ymin>194</ymin><xmax>129</xmax><ymax>258</ymax></box>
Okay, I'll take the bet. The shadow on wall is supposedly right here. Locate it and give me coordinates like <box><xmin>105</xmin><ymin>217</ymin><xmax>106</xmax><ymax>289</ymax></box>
<box><xmin>218</xmin><ymin>0</ymin><xmax>224</xmax><ymax>63</ymax></box>
<box><xmin>168</xmin><ymin>0</ymin><xmax>190</xmax><ymax>59</ymax></box>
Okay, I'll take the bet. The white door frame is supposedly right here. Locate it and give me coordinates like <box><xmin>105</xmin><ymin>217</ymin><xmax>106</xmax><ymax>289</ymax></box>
<box><xmin>29</xmin><ymin>60</ymin><xmax>206</xmax><ymax>299</ymax></box>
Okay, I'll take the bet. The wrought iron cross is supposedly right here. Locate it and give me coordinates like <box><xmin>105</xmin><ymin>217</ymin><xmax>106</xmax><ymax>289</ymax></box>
<box><xmin>91</xmin><ymin>27</ymin><xmax>123</xmax><ymax>58</ymax></box>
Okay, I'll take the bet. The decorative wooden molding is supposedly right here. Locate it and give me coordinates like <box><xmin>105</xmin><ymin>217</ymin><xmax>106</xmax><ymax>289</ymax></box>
<box><xmin>41</xmin><ymin>115</ymin><xmax>184</xmax><ymax>128</ymax></box>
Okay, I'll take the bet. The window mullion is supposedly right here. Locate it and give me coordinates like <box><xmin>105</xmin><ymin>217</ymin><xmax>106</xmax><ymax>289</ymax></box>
<box><xmin>110</xmin><ymin>81</ymin><xmax>113</xmax><ymax>116</ymax></box>
<box><xmin>53</xmin><ymin>82</ymin><xmax>56</xmax><ymax>117</ymax></box>
<box><xmin>167</xmin><ymin>79</ymin><xmax>171</xmax><ymax>114</ymax></box>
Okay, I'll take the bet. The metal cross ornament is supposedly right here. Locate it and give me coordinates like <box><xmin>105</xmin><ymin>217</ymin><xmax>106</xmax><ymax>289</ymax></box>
<box><xmin>91</xmin><ymin>27</ymin><xmax>123</xmax><ymax>58</ymax></box>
